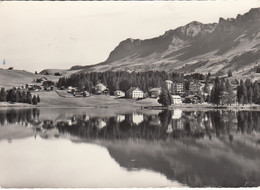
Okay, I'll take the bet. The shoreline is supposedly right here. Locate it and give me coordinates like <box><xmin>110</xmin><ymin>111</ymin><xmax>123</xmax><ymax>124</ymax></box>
<box><xmin>1</xmin><ymin>90</ymin><xmax>260</xmax><ymax>111</ymax></box>
<box><xmin>1</xmin><ymin>100</ymin><xmax>260</xmax><ymax>111</ymax></box>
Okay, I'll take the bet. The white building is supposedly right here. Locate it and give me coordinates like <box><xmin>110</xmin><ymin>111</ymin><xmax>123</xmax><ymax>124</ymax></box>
<box><xmin>171</xmin><ymin>95</ymin><xmax>182</xmax><ymax>104</ymax></box>
<box><xmin>165</xmin><ymin>80</ymin><xmax>173</xmax><ymax>91</ymax></box>
<box><xmin>126</xmin><ymin>87</ymin><xmax>144</xmax><ymax>99</ymax></box>
<box><xmin>95</xmin><ymin>83</ymin><xmax>107</xmax><ymax>94</ymax></box>
<box><xmin>114</xmin><ymin>90</ymin><xmax>125</xmax><ymax>97</ymax></box>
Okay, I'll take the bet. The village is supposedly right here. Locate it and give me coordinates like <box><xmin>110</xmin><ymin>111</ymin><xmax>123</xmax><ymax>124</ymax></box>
<box><xmin>2</xmin><ymin>67</ymin><xmax>257</xmax><ymax>108</ymax></box>
<box><xmin>10</xmin><ymin>73</ymin><xmax>238</xmax><ymax>106</ymax></box>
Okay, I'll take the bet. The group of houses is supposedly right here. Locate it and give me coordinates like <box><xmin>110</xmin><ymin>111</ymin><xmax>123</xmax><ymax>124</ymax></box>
<box><xmin>12</xmin><ymin>77</ymin><xmax>55</xmax><ymax>92</ymax></box>
<box><xmin>61</xmin><ymin>78</ymin><xmax>216</xmax><ymax>104</ymax></box>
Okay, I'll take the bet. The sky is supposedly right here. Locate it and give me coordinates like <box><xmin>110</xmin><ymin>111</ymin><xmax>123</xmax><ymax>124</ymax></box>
<box><xmin>0</xmin><ymin>0</ymin><xmax>259</xmax><ymax>72</ymax></box>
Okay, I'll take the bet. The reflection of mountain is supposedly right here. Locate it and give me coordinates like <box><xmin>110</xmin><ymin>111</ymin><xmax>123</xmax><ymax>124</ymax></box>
<box><xmin>1</xmin><ymin>108</ymin><xmax>260</xmax><ymax>187</ymax></box>
<box><xmin>102</xmin><ymin>138</ymin><xmax>260</xmax><ymax>187</ymax></box>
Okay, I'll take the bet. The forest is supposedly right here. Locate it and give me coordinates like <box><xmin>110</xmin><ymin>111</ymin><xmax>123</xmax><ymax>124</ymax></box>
<box><xmin>56</xmin><ymin>71</ymin><xmax>204</xmax><ymax>93</ymax></box>
<box><xmin>0</xmin><ymin>88</ymin><xmax>40</xmax><ymax>105</ymax></box>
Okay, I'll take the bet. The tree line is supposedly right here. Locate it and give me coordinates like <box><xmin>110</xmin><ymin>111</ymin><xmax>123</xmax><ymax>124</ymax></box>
<box><xmin>57</xmin><ymin>71</ymin><xmax>204</xmax><ymax>94</ymax></box>
<box><xmin>0</xmin><ymin>87</ymin><xmax>40</xmax><ymax>105</ymax></box>
<box><xmin>210</xmin><ymin>77</ymin><xmax>260</xmax><ymax>106</ymax></box>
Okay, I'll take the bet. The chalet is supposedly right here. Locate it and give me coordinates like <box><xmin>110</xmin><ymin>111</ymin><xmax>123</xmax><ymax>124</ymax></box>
<box><xmin>126</xmin><ymin>87</ymin><xmax>144</xmax><ymax>99</ymax></box>
<box><xmin>36</xmin><ymin>77</ymin><xmax>48</xmax><ymax>83</ymax></box>
<box><xmin>103</xmin><ymin>88</ymin><xmax>110</xmax><ymax>95</ymax></box>
<box><xmin>165</xmin><ymin>80</ymin><xmax>173</xmax><ymax>91</ymax></box>
<box><xmin>189</xmin><ymin>81</ymin><xmax>203</xmax><ymax>94</ymax></box>
<box><xmin>82</xmin><ymin>91</ymin><xmax>90</xmax><ymax>97</ymax></box>
<box><xmin>184</xmin><ymin>95</ymin><xmax>203</xmax><ymax>104</ymax></box>
<box><xmin>67</xmin><ymin>86</ymin><xmax>78</xmax><ymax>93</ymax></box>
<box><xmin>149</xmin><ymin>88</ymin><xmax>161</xmax><ymax>98</ymax></box>
<box><xmin>171</xmin><ymin>95</ymin><xmax>182</xmax><ymax>104</ymax></box>
<box><xmin>114</xmin><ymin>90</ymin><xmax>125</xmax><ymax>97</ymax></box>
<box><xmin>73</xmin><ymin>91</ymin><xmax>83</xmax><ymax>97</ymax></box>
<box><xmin>95</xmin><ymin>83</ymin><xmax>107</xmax><ymax>94</ymax></box>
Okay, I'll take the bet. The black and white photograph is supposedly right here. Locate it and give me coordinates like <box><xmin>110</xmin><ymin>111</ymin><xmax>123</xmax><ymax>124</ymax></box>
<box><xmin>0</xmin><ymin>0</ymin><xmax>260</xmax><ymax>188</ymax></box>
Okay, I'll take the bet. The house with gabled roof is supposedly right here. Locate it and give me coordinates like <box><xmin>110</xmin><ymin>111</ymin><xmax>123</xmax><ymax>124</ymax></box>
<box><xmin>126</xmin><ymin>87</ymin><xmax>144</xmax><ymax>99</ymax></box>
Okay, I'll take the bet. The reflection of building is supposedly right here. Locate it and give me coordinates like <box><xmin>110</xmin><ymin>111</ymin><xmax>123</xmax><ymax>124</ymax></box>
<box><xmin>172</xmin><ymin>109</ymin><xmax>182</xmax><ymax>119</ymax></box>
<box><xmin>149</xmin><ymin>115</ymin><xmax>161</xmax><ymax>126</ymax></box>
<box><xmin>117</xmin><ymin>115</ymin><xmax>125</xmax><ymax>122</ymax></box>
<box><xmin>132</xmin><ymin>113</ymin><xmax>144</xmax><ymax>125</ymax></box>
<box><xmin>149</xmin><ymin>88</ymin><xmax>161</xmax><ymax>98</ymax></box>
<box><xmin>96</xmin><ymin>120</ymin><xmax>106</xmax><ymax>129</ymax></box>
<box><xmin>126</xmin><ymin>87</ymin><xmax>144</xmax><ymax>99</ymax></box>
<box><xmin>167</xmin><ymin>124</ymin><xmax>173</xmax><ymax>133</ymax></box>
<box><xmin>171</xmin><ymin>95</ymin><xmax>182</xmax><ymax>104</ymax></box>
<box><xmin>114</xmin><ymin>90</ymin><xmax>125</xmax><ymax>97</ymax></box>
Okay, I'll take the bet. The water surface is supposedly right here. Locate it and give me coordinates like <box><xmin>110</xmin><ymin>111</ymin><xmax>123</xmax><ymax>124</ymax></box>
<box><xmin>0</xmin><ymin>108</ymin><xmax>260</xmax><ymax>187</ymax></box>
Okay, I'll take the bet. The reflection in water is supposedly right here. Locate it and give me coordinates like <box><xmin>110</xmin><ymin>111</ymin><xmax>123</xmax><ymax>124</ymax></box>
<box><xmin>0</xmin><ymin>108</ymin><xmax>260</xmax><ymax>187</ymax></box>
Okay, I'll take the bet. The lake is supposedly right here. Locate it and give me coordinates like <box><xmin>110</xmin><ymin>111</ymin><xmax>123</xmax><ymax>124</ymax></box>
<box><xmin>0</xmin><ymin>108</ymin><xmax>260</xmax><ymax>187</ymax></box>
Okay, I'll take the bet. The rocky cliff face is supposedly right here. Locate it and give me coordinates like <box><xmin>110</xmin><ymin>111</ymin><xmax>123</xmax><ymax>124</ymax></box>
<box><xmin>81</xmin><ymin>8</ymin><xmax>260</xmax><ymax>76</ymax></box>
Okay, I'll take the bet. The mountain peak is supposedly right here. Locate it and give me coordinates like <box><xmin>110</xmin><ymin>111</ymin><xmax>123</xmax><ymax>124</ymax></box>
<box><xmin>85</xmin><ymin>7</ymin><xmax>260</xmax><ymax>75</ymax></box>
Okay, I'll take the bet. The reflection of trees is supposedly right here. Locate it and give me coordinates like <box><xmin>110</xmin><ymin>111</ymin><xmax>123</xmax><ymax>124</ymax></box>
<box><xmin>0</xmin><ymin>108</ymin><xmax>40</xmax><ymax>126</ymax></box>
<box><xmin>1</xmin><ymin>109</ymin><xmax>260</xmax><ymax>141</ymax></box>
<box><xmin>237</xmin><ymin>111</ymin><xmax>260</xmax><ymax>133</ymax></box>
<box><xmin>54</xmin><ymin>110</ymin><xmax>260</xmax><ymax>141</ymax></box>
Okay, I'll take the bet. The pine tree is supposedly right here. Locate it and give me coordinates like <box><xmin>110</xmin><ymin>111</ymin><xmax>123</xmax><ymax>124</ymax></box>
<box><xmin>26</xmin><ymin>92</ymin><xmax>32</xmax><ymax>104</ymax></box>
<box><xmin>228</xmin><ymin>70</ymin><xmax>232</xmax><ymax>77</ymax></box>
<box><xmin>203</xmin><ymin>72</ymin><xmax>211</xmax><ymax>93</ymax></box>
<box><xmin>158</xmin><ymin>88</ymin><xmax>172</xmax><ymax>107</ymax></box>
<box><xmin>0</xmin><ymin>88</ymin><xmax>6</xmax><ymax>102</ymax></box>
<box><xmin>253</xmin><ymin>81</ymin><xmax>260</xmax><ymax>103</ymax></box>
<box><xmin>32</xmin><ymin>95</ymin><xmax>38</xmax><ymax>105</ymax></box>
<box><xmin>242</xmin><ymin>81</ymin><xmax>248</xmax><ymax>105</ymax></box>
<box><xmin>37</xmin><ymin>95</ymin><xmax>40</xmax><ymax>103</ymax></box>
<box><xmin>210</xmin><ymin>77</ymin><xmax>222</xmax><ymax>105</ymax></box>
<box><xmin>226</xmin><ymin>80</ymin><xmax>235</xmax><ymax>105</ymax></box>
<box><xmin>248</xmin><ymin>87</ymin><xmax>253</xmax><ymax>104</ymax></box>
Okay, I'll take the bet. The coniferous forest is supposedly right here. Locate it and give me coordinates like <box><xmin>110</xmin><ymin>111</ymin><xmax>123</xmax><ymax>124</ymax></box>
<box><xmin>0</xmin><ymin>87</ymin><xmax>40</xmax><ymax>105</ymax></box>
<box><xmin>57</xmin><ymin>71</ymin><xmax>204</xmax><ymax>93</ymax></box>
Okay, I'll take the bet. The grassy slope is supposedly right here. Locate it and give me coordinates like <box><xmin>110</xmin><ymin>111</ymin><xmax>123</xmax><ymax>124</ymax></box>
<box><xmin>0</xmin><ymin>69</ymin><xmax>62</xmax><ymax>88</ymax></box>
<box><xmin>33</xmin><ymin>91</ymin><xmax>160</xmax><ymax>109</ymax></box>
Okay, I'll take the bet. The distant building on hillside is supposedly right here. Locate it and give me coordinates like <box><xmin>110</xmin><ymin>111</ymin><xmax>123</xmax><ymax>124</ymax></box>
<box><xmin>172</xmin><ymin>82</ymin><xmax>184</xmax><ymax>94</ymax></box>
<box><xmin>184</xmin><ymin>94</ymin><xmax>203</xmax><ymax>104</ymax></box>
<box><xmin>114</xmin><ymin>90</ymin><xmax>125</xmax><ymax>97</ymax></box>
<box><xmin>171</xmin><ymin>95</ymin><xmax>182</xmax><ymax>104</ymax></box>
<box><xmin>67</xmin><ymin>86</ymin><xmax>78</xmax><ymax>93</ymax></box>
<box><xmin>165</xmin><ymin>80</ymin><xmax>173</xmax><ymax>91</ymax></box>
<box><xmin>149</xmin><ymin>88</ymin><xmax>161</xmax><ymax>98</ymax></box>
<box><xmin>189</xmin><ymin>81</ymin><xmax>203</xmax><ymax>94</ymax></box>
<box><xmin>126</xmin><ymin>87</ymin><xmax>144</xmax><ymax>99</ymax></box>
<box><xmin>95</xmin><ymin>83</ymin><xmax>107</xmax><ymax>94</ymax></box>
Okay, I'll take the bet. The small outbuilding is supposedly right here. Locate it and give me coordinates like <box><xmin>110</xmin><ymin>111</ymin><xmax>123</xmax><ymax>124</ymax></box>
<box><xmin>171</xmin><ymin>95</ymin><xmax>182</xmax><ymax>104</ymax></box>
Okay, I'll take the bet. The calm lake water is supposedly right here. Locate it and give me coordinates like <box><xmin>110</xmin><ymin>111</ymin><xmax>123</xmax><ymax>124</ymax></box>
<box><xmin>0</xmin><ymin>108</ymin><xmax>260</xmax><ymax>188</ymax></box>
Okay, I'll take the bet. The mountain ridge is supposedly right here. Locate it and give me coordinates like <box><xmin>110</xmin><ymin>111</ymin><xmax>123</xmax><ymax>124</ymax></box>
<box><xmin>77</xmin><ymin>7</ymin><xmax>259</xmax><ymax>77</ymax></box>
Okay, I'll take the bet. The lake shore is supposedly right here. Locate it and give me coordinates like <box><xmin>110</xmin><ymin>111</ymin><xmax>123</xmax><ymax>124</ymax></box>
<box><xmin>1</xmin><ymin>90</ymin><xmax>260</xmax><ymax>111</ymax></box>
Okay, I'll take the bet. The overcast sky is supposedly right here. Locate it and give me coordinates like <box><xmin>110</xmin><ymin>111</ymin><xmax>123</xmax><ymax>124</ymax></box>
<box><xmin>0</xmin><ymin>0</ymin><xmax>259</xmax><ymax>72</ymax></box>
